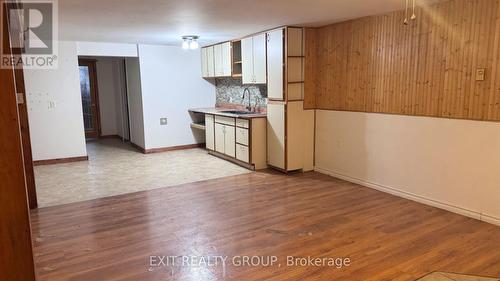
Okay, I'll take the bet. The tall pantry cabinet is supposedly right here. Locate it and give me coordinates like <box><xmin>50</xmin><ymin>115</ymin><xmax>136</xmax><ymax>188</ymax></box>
<box><xmin>266</xmin><ymin>27</ymin><xmax>315</xmax><ymax>172</ymax></box>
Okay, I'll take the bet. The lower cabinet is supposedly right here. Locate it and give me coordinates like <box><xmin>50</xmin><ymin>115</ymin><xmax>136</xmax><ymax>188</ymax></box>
<box><xmin>214</xmin><ymin>116</ymin><xmax>235</xmax><ymax>157</ymax></box>
<box><xmin>214</xmin><ymin>123</ymin><xmax>225</xmax><ymax>154</ymax></box>
<box><xmin>266</xmin><ymin>101</ymin><xmax>315</xmax><ymax>172</ymax></box>
<box><xmin>224</xmin><ymin>124</ymin><xmax>235</xmax><ymax>157</ymax></box>
<box><xmin>267</xmin><ymin>103</ymin><xmax>285</xmax><ymax>169</ymax></box>
<box><xmin>236</xmin><ymin>127</ymin><xmax>249</xmax><ymax>145</ymax></box>
<box><xmin>205</xmin><ymin>114</ymin><xmax>266</xmax><ymax>170</ymax></box>
<box><xmin>205</xmin><ymin>114</ymin><xmax>215</xmax><ymax>150</ymax></box>
<box><xmin>236</xmin><ymin>144</ymin><xmax>249</xmax><ymax>163</ymax></box>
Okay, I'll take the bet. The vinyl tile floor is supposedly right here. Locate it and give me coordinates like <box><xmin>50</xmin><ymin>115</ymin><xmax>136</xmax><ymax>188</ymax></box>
<box><xmin>34</xmin><ymin>139</ymin><xmax>250</xmax><ymax>207</ymax></box>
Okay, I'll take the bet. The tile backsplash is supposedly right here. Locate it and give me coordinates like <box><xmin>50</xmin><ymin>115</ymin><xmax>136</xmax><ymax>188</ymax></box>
<box><xmin>215</xmin><ymin>78</ymin><xmax>267</xmax><ymax>109</ymax></box>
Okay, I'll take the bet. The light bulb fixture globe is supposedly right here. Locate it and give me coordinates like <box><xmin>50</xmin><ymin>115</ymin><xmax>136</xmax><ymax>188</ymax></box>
<box><xmin>189</xmin><ymin>40</ymin><xmax>199</xmax><ymax>49</ymax></box>
<box><xmin>182</xmin><ymin>39</ymin><xmax>190</xmax><ymax>50</ymax></box>
<box><xmin>181</xmin><ymin>35</ymin><xmax>199</xmax><ymax>50</ymax></box>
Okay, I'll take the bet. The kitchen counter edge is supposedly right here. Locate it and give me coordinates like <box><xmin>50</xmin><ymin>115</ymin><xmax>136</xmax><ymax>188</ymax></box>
<box><xmin>189</xmin><ymin>108</ymin><xmax>267</xmax><ymax>119</ymax></box>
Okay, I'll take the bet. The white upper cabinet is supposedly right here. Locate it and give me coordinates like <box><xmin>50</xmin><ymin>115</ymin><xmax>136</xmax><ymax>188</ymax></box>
<box><xmin>206</xmin><ymin>46</ymin><xmax>215</xmax><ymax>77</ymax></box>
<box><xmin>241</xmin><ymin>37</ymin><xmax>254</xmax><ymax>84</ymax></box>
<box><xmin>214</xmin><ymin>44</ymin><xmax>222</xmax><ymax>76</ymax></box>
<box><xmin>241</xmin><ymin>33</ymin><xmax>267</xmax><ymax>84</ymax></box>
<box><xmin>221</xmin><ymin>42</ymin><xmax>232</xmax><ymax>76</ymax></box>
<box><xmin>201</xmin><ymin>47</ymin><xmax>209</xmax><ymax>77</ymax></box>
<box><xmin>214</xmin><ymin>42</ymin><xmax>232</xmax><ymax>77</ymax></box>
<box><xmin>267</xmin><ymin>28</ymin><xmax>284</xmax><ymax>100</ymax></box>
<box><xmin>252</xmin><ymin>33</ymin><xmax>267</xmax><ymax>84</ymax></box>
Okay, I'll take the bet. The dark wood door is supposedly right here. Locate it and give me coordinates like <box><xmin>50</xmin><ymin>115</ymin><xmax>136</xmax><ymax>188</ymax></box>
<box><xmin>14</xmin><ymin>60</ymin><xmax>38</xmax><ymax>209</ymax></box>
<box><xmin>1</xmin><ymin>0</ymin><xmax>37</xmax><ymax>279</ymax></box>
<box><xmin>78</xmin><ymin>59</ymin><xmax>101</xmax><ymax>138</ymax></box>
<box><xmin>6</xmin><ymin>2</ymin><xmax>37</xmax><ymax>209</ymax></box>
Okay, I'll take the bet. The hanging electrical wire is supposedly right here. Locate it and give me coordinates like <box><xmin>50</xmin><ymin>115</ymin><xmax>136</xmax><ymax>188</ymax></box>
<box><xmin>411</xmin><ymin>0</ymin><xmax>417</xmax><ymax>20</ymax></box>
<box><xmin>404</xmin><ymin>0</ymin><xmax>409</xmax><ymax>25</ymax></box>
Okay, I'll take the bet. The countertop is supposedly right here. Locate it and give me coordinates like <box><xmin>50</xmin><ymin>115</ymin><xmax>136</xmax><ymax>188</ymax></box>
<box><xmin>189</xmin><ymin>107</ymin><xmax>267</xmax><ymax>119</ymax></box>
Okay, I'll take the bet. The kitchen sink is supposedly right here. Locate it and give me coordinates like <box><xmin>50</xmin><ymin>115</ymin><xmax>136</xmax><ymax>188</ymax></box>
<box><xmin>221</xmin><ymin>110</ymin><xmax>257</xmax><ymax>115</ymax></box>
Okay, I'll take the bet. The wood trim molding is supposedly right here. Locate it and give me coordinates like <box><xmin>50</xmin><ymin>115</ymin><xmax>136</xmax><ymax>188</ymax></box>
<box><xmin>99</xmin><ymin>134</ymin><xmax>129</xmax><ymax>141</ymax></box>
<box><xmin>5</xmin><ymin>0</ymin><xmax>37</xmax><ymax>209</ymax></box>
<box><xmin>12</xmin><ymin>42</ymin><xmax>37</xmax><ymax>209</ymax></box>
<box><xmin>144</xmin><ymin>143</ymin><xmax>206</xmax><ymax>154</ymax></box>
<box><xmin>130</xmin><ymin>142</ymin><xmax>146</xmax><ymax>154</ymax></box>
<box><xmin>33</xmin><ymin>156</ymin><xmax>89</xmax><ymax>166</ymax></box>
<box><xmin>208</xmin><ymin>150</ymin><xmax>255</xmax><ymax>170</ymax></box>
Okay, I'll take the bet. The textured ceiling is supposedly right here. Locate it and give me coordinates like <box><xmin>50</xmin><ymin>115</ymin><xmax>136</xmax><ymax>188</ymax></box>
<box><xmin>59</xmin><ymin>0</ymin><xmax>440</xmax><ymax>46</ymax></box>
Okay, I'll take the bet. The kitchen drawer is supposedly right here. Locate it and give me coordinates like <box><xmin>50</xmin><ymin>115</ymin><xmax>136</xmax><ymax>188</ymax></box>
<box><xmin>215</xmin><ymin>115</ymin><xmax>235</xmax><ymax>126</ymax></box>
<box><xmin>236</xmin><ymin>144</ymin><xmax>249</xmax><ymax>163</ymax></box>
<box><xmin>236</xmin><ymin>118</ymin><xmax>249</xmax><ymax>128</ymax></box>
<box><xmin>236</xmin><ymin>127</ymin><xmax>249</xmax><ymax>145</ymax></box>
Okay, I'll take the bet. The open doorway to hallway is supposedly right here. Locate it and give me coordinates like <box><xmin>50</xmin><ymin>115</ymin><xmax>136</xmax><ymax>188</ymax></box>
<box><xmin>30</xmin><ymin>52</ymin><xmax>249</xmax><ymax>208</ymax></box>
<box><xmin>78</xmin><ymin>56</ymin><xmax>131</xmax><ymax>143</ymax></box>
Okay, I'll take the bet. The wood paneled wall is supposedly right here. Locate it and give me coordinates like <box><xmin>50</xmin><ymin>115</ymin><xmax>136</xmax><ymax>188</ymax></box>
<box><xmin>305</xmin><ymin>0</ymin><xmax>500</xmax><ymax>122</ymax></box>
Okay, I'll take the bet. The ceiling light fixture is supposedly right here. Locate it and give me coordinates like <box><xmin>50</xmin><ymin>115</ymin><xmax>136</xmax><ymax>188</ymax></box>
<box><xmin>181</xmin><ymin>35</ymin><xmax>199</xmax><ymax>50</ymax></box>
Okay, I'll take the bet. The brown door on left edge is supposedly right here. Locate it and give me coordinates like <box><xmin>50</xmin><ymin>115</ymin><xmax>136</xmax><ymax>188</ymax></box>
<box><xmin>79</xmin><ymin>59</ymin><xmax>100</xmax><ymax>138</ymax></box>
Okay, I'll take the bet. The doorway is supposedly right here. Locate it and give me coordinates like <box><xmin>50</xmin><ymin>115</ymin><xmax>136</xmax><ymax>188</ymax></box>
<box><xmin>79</xmin><ymin>59</ymin><xmax>101</xmax><ymax>138</ymax></box>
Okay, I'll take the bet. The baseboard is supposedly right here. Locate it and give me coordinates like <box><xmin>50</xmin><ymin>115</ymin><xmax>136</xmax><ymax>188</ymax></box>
<box><xmin>481</xmin><ymin>213</ymin><xmax>500</xmax><ymax>226</ymax></box>
<box><xmin>144</xmin><ymin>143</ymin><xmax>206</xmax><ymax>154</ymax></box>
<box><xmin>314</xmin><ymin>167</ymin><xmax>500</xmax><ymax>226</ymax></box>
<box><xmin>208</xmin><ymin>150</ymin><xmax>255</xmax><ymax>170</ymax></box>
<box><xmin>100</xmin><ymin>134</ymin><xmax>129</xmax><ymax>141</ymax></box>
<box><xmin>130</xmin><ymin>142</ymin><xmax>146</xmax><ymax>154</ymax></box>
<box><xmin>34</xmin><ymin>156</ymin><xmax>89</xmax><ymax>166</ymax></box>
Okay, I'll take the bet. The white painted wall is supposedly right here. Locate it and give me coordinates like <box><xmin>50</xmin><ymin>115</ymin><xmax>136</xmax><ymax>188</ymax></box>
<box><xmin>314</xmin><ymin>110</ymin><xmax>500</xmax><ymax>226</ymax></box>
<box><xmin>96</xmin><ymin>57</ymin><xmax>129</xmax><ymax>139</ymax></box>
<box><xmin>125</xmin><ymin>57</ymin><xmax>145</xmax><ymax>148</ymax></box>
<box><xmin>96</xmin><ymin>58</ymin><xmax>119</xmax><ymax>136</ymax></box>
<box><xmin>137</xmin><ymin>44</ymin><xmax>215</xmax><ymax>149</ymax></box>
<box><xmin>114</xmin><ymin>60</ymin><xmax>130</xmax><ymax>140</ymax></box>
<box><xmin>24</xmin><ymin>41</ymin><xmax>87</xmax><ymax>161</ymax></box>
<box><xmin>24</xmin><ymin>41</ymin><xmax>213</xmax><ymax>157</ymax></box>
<box><xmin>77</xmin><ymin>42</ymin><xmax>138</xmax><ymax>57</ymax></box>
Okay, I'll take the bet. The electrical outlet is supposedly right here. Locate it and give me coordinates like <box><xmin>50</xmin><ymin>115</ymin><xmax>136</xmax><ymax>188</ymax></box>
<box><xmin>475</xmin><ymin>68</ymin><xmax>485</xmax><ymax>81</ymax></box>
<box><xmin>160</xmin><ymin>118</ymin><xmax>168</xmax><ymax>125</ymax></box>
<box><xmin>48</xmin><ymin>101</ymin><xmax>56</xmax><ymax>109</ymax></box>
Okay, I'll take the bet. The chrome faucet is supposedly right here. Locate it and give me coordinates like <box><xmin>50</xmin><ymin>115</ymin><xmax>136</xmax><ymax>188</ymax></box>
<box><xmin>242</xmin><ymin>87</ymin><xmax>253</xmax><ymax>112</ymax></box>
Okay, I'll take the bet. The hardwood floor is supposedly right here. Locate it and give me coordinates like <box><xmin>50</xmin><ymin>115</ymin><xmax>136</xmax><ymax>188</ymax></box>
<box><xmin>30</xmin><ymin>171</ymin><xmax>500</xmax><ymax>281</ymax></box>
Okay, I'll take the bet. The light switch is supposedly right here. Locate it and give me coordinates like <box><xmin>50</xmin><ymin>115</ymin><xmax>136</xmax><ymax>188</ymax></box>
<box><xmin>160</xmin><ymin>118</ymin><xmax>168</xmax><ymax>125</ymax></box>
<box><xmin>16</xmin><ymin>93</ymin><xmax>24</xmax><ymax>104</ymax></box>
<box><xmin>475</xmin><ymin>68</ymin><xmax>485</xmax><ymax>81</ymax></box>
